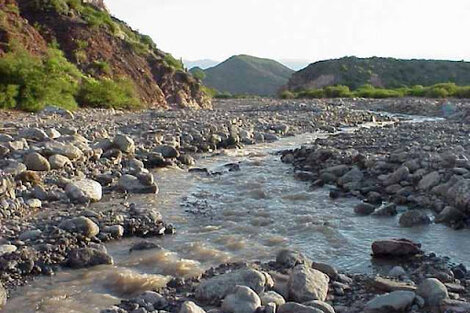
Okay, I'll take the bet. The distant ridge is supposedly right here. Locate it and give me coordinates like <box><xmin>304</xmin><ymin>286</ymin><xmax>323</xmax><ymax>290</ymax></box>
<box><xmin>192</xmin><ymin>55</ymin><xmax>294</xmax><ymax>96</ymax></box>
<box><xmin>288</xmin><ymin>56</ymin><xmax>470</xmax><ymax>91</ymax></box>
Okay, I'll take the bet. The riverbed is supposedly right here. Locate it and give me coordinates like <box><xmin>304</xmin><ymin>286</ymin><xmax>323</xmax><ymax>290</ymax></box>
<box><xmin>3</xmin><ymin>115</ymin><xmax>470</xmax><ymax>313</ymax></box>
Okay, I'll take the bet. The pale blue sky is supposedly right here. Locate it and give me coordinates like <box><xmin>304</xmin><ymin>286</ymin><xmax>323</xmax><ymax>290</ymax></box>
<box><xmin>106</xmin><ymin>0</ymin><xmax>470</xmax><ymax>63</ymax></box>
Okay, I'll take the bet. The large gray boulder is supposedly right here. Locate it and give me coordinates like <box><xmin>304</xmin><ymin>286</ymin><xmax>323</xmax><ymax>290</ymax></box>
<box><xmin>288</xmin><ymin>264</ymin><xmax>329</xmax><ymax>302</ymax></box>
<box><xmin>382</xmin><ymin>166</ymin><xmax>409</xmax><ymax>186</ymax></box>
<box><xmin>364</xmin><ymin>290</ymin><xmax>415</xmax><ymax>312</ymax></box>
<box><xmin>154</xmin><ymin>145</ymin><xmax>179</xmax><ymax>158</ymax></box>
<box><xmin>418</xmin><ymin>171</ymin><xmax>441</xmax><ymax>191</ymax></box>
<box><xmin>195</xmin><ymin>269</ymin><xmax>266</xmax><ymax>302</ymax></box>
<box><xmin>59</xmin><ymin>216</ymin><xmax>100</xmax><ymax>237</ymax></box>
<box><xmin>49</xmin><ymin>154</ymin><xmax>71</xmax><ymax>169</ymax></box>
<box><xmin>66</xmin><ymin>247</ymin><xmax>113</xmax><ymax>268</ymax></box>
<box><xmin>19</xmin><ymin>127</ymin><xmax>48</xmax><ymax>141</ymax></box>
<box><xmin>221</xmin><ymin>285</ymin><xmax>261</xmax><ymax>313</ymax></box>
<box><xmin>446</xmin><ymin>179</ymin><xmax>470</xmax><ymax>213</ymax></box>
<box><xmin>113</xmin><ymin>134</ymin><xmax>135</xmax><ymax>154</ymax></box>
<box><xmin>399</xmin><ymin>210</ymin><xmax>431</xmax><ymax>227</ymax></box>
<box><xmin>416</xmin><ymin>278</ymin><xmax>448</xmax><ymax>307</ymax></box>
<box><xmin>303</xmin><ymin>300</ymin><xmax>336</xmax><ymax>313</ymax></box>
<box><xmin>260</xmin><ymin>291</ymin><xmax>286</xmax><ymax>306</ymax></box>
<box><xmin>24</xmin><ymin>152</ymin><xmax>50</xmax><ymax>171</ymax></box>
<box><xmin>42</xmin><ymin>141</ymin><xmax>83</xmax><ymax>160</ymax></box>
<box><xmin>117</xmin><ymin>174</ymin><xmax>158</xmax><ymax>194</ymax></box>
<box><xmin>371</xmin><ymin>239</ymin><xmax>421</xmax><ymax>257</ymax></box>
<box><xmin>65</xmin><ymin>179</ymin><xmax>102</xmax><ymax>203</ymax></box>
<box><xmin>276</xmin><ymin>249</ymin><xmax>312</xmax><ymax>267</ymax></box>
<box><xmin>278</xmin><ymin>302</ymin><xmax>324</xmax><ymax>313</ymax></box>
<box><xmin>0</xmin><ymin>282</ymin><xmax>6</xmax><ymax>309</ymax></box>
<box><xmin>179</xmin><ymin>301</ymin><xmax>206</xmax><ymax>313</ymax></box>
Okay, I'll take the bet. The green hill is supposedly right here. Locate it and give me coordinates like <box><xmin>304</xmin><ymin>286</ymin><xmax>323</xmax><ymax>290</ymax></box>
<box><xmin>193</xmin><ymin>55</ymin><xmax>294</xmax><ymax>96</ymax></box>
<box><xmin>288</xmin><ymin>56</ymin><xmax>470</xmax><ymax>91</ymax></box>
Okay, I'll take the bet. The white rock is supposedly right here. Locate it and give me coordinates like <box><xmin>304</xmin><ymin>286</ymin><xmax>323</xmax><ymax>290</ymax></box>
<box><xmin>196</xmin><ymin>269</ymin><xmax>267</xmax><ymax>301</ymax></box>
<box><xmin>66</xmin><ymin>179</ymin><xmax>102</xmax><ymax>203</ymax></box>
<box><xmin>416</xmin><ymin>278</ymin><xmax>448</xmax><ymax>307</ymax></box>
<box><xmin>288</xmin><ymin>264</ymin><xmax>329</xmax><ymax>302</ymax></box>
<box><xmin>0</xmin><ymin>244</ymin><xmax>17</xmax><ymax>257</ymax></box>
<box><xmin>365</xmin><ymin>290</ymin><xmax>415</xmax><ymax>312</ymax></box>
<box><xmin>113</xmin><ymin>134</ymin><xmax>135</xmax><ymax>154</ymax></box>
<box><xmin>179</xmin><ymin>301</ymin><xmax>206</xmax><ymax>313</ymax></box>
<box><xmin>260</xmin><ymin>291</ymin><xmax>285</xmax><ymax>306</ymax></box>
<box><xmin>221</xmin><ymin>285</ymin><xmax>261</xmax><ymax>313</ymax></box>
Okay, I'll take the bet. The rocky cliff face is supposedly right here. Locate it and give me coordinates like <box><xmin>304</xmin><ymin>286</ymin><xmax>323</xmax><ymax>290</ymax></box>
<box><xmin>0</xmin><ymin>0</ymin><xmax>211</xmax><ymax>109</ymax></box>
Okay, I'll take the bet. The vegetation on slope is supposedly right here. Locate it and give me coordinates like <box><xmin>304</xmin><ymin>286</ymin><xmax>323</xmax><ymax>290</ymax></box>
<box><xmin>192</xmin><ymin>55</ymin><xmax>294</xmax><ymax>96</ymax></box>
<box><xmin>0</xmin><ymin>0</ymin><xmax>210</xmax><ymax>111</ymax></box>
<box><xmin>288</xmin><ymin>56</ymin><xmax>470</xmax><ymax>91</ymax></box>
<box><xmin>281</xmin><ymin>83</ymin><xmax>470</xmax><ymax>100</ymax></box>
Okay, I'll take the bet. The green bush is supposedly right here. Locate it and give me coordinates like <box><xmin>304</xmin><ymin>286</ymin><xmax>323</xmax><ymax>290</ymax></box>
<box><xmin>77</xmin><ymin>77</ymin><xmax>142</xmax><ymax>109</ymax></box>
<box><xmin>324</xmin><ymin>85</ymin><xmax>352</xmax><ymax>97</ymax></box>
<box><xmin>191</xmin><ymin>68</ymin><xmax>206</xmax><ymax>81</ymax></box>
<box><xmin>279</xmin><ymin>90</ymin><xmax>295</xmax><ymax>99</ymax></box>
<box><xmin>407</xmin><ymin>85</ymin><xmax>426</xmax><ymax>97</ymax></box>
<box><xmin>214</xmin><ymin>92</ymin><xmax>233</xmax><ymax>99</ymax></box>
<box><xmin>0</xmin><ymin>85</ymin><xmax>19</xmax><ymax>109</ymax></box>
<box><xmin>201</xmin><ymin>86</ymin><xmax>217</xmax><ymax>98</ymax></box>
<box><xmin>455</xmin><ymin>86</ymin><xmax>470</xmax><ymax>98</ymax></box>
<box><xmin>164</xmin><ymin>54</ymin><xmax>184</xmax><ymax>71</ymax></box>
<box><xmin>425</xmin><ymin>87</ymin><xmax>449</xmax><ymax>98</ymax></box>
<box><xmin>353</xmin><ymin>85</ymin><xmax>404</xmax><ymax>98</ymax></box>
<box><xmin>0</xmin><ymin>46</ymin><xmax>81</xmax><ymax>111</ymax></box>
<box><xmin>296</xmin><ymin>89</ymin><xmax>325</xmax><ymax>99</ymax></box>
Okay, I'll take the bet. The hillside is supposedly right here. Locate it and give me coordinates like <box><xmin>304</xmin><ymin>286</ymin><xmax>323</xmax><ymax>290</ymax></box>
<box><xmin>193</xmin><ymin>55</ymin><xmax>294</xmax><ymax>96</ymax></box>
<box><xmin>0</xmin><ymin>0</ymin><xmax>210</xmax><ymax>109</ymax></box>
<box><xmin>288</xmin><ymin>56</ymin><xmax>470</xmax><ymax>91</ymax></box>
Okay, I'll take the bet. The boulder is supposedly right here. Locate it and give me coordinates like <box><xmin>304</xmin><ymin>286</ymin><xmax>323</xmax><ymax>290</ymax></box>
<box><xmin>288</xmin><ymin>264</ymin><xmax>329</xmax><ymax>302</ymax></box>
<box><xmin>0</xmin><ymin>244</ymin><xmax>17</xmax><ymax>257</ymax></box>
<box><xmin>195</xmin><ymin>269</ymin><xmax>266</xmax><ymax>302</ymax></box>
<box><xmin>364</xmin><ymin>290</ymin><xmax>415</xmax><ymax>312</ymax></box>
<box><xmin>59</xmin><ymin>216</ymin><xmax>100</xmax><ymax>237</ymax></box>
<box><xmin>260</xmin><ymin>291</ymin><xmax>286</xmax><ymax>306</ymax></box>
<box><xmin>24</xmin><ymin>152</ymin><xmax>50</xmax><ymax>171</ymax></box>
<box><xmin>371</xmin><ymin>239</ymin><xmax>421</xmax><ymax>257</ymax></box>
<box><xmin>338</xmin><ymin>167</ymin><xmax>363</xmax><ymax>185</ymax></box>
<box><xmin>354</xmin><ymin>203</ymin><xmax>376</xmax><ymax>215</ymax></box>
<box><xmin>113</xmin><ymin>134</ymin><xmax>135</xmax><ymax>154</ymax></box>
<box><xmin>303</xmin><ymin>300</ymin><xmax>335</xmax><ymax>313</ymax></box>
<box><xmin>445</xmin><ymin>179</ymin><xmax>470</xmax><ymax>213</ymax></box>
<box><xmin>66</xmin><ymin>247</ymin><xmax>113</xmax><ymax>268</ymax></box>
<box><xmin>117</xmin><ymin>174</ymin><xmax>158</xmax><ymax>194</ymax></box>
<box><xmin>179</xmin><ymin>301</ymin><xmax>206</xmax><ymax>313</ymax></box>
<box><xmin>416</xmin><ymin>278</ymin><xmax>448</xmax><ymax>307</ymax></box>
<box><xmin>276</xmin><ymin>249</ymin><xmax>312</xmax><ymax>267</ymax></box>
<box><xmin>278</xmin><ymin>302</ymin><xmax>323</xmax><ymax>313</ymax></box>
<box><xmin>418</xmin><ymin>171</ymin><xmax>441</xmax><ymax>191</ymax></box>
<box><xmin>372</xmin><ymin>204</ymin><xmax>398</xmax><ymax>216</ymax></box>
<box><xmin>65</xmin><ymin>179</ymin><xmax>102</xmax><ymax>203</ymax></box>
<box><xmin>435</xmin><ymin>206</ymin><xmax>465</xmax><ymax>224</ymax></box>
<box><xmin>221</xmin><ymin>285</ymin><xmax>261</xmax><ymax>313</ymax></box>
<box><xmin>0</xmin><ymin>283</ymin><xmax>6</xmax><ymax>309</ymax></box>
<box><xmin>399</xmin><ymin>210</ymin><xmax>431</xmax><ymax>227</ymax></box>
<box><xmin>49</xmin><ymin>154</ymin><xmax>71</xmax><ymax>169</ymax></box>
<box><xmin>439</xmin><ymin>299</ymin><xmax>470</xmax><ymax>313</ymax></box>
<box><xmin>382</xmin><ymin>166</ymin><xmax>409</xmax><ymax>186</ymax></box>
<box><xmin>42</xmin><ymin>141</ymin><xmax>83</xmax><ymax>160</ymax></box>
<box><xmin>311</xmin><ymin>262</ymin><xmax>338</xmax><ymax>279</ymax></box>
<box><xmin>155</xmin><ymin>145</ymin><xmax>180</xmax><ymax>158</ymax></box>
<box><xmin>19</xmin><ymin>127</ymin><xmax>48</xmax><ymax>141</ymax></box>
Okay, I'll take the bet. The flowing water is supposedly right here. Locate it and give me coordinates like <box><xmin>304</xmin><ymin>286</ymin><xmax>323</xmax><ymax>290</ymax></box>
<box><xmin>3</xmin><ymin>117</ymin><xmax>470</xmax><ymax>313</ymax></box>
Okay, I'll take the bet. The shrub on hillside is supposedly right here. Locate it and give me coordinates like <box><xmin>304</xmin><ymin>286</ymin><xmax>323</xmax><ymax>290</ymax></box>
<box><xmin>324</xmin><ymin>85</ymin><xmax>352</xmax><ymax>98</ymax></box>
<box><xmin>455</xmin><ymin>86</ymin><xmax>470</xmax><ymax>98</ymax></box>
<box><xmin>0</xmin><ymin>46</ymin><xmax>81</xmax><ymax>111</ymax></box>
<box><xmin>77</xmin><ymin>77</ymin><xmax>142</xmax><ymax>109</ymax></box>
<box><xmin>296</xmin><ymin>89</ymin><xmax>325</xmax><ymax>99</ymax></box>
<box><xmin>279</xmin><ymin>90</ymin><xmax>295</xmax><ymax>99</ymax></box>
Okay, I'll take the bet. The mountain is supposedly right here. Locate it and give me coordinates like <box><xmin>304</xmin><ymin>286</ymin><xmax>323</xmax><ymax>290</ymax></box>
<box><xmin>288</xmin><ymin>56</ymin><xmax>470</xmax><ymax>91</ymax></box>
<box><xmin>193</xmin><ymin>55</ymin><xmax>294</xmax><ymax>96</ymax></box>
<box><xmin>184</xmin><ymin>59</ymin><xmax>220</xmax><ymax>70</ymax></box>
<box><xmin>0</xmin><ymin>0</ymin><xmax>210</xmax><ymax>109</ymax></box>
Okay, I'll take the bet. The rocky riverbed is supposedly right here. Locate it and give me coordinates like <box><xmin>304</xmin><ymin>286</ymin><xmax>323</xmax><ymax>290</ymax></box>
<box><xmin>1</xmin><ymin>98</ymin><xmax>470</xmax><ymax>313</ymax></box>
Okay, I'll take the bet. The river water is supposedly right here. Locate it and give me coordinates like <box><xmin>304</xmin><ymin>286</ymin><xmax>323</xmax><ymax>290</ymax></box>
<box><xmin>3</xmin><ymin>117</ymin><xmax>470</xmax><ymax>313</ymax></box>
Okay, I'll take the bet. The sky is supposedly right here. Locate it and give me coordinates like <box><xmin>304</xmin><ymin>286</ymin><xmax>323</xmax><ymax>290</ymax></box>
<box><xmin>106</xmin><ymin>0</ymin><xmax>470</xmax><ymax>64</ymax></box>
